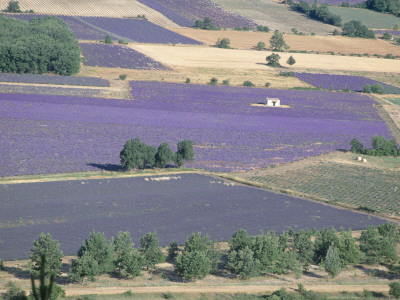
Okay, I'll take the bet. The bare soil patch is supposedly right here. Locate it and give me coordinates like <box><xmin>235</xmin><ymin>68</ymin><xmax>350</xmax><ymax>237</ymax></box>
<box><xmin>130</xmin><ymin>44</ymin><xmax>400</xmax><ymax>73</ymax></box>
<box><xmin>0</xmin><ymin>0</ymin><xmax>178</xmax><ymax>27</ymax></box>
<box><xmin>171</xmin><ymin>28</ymin><xmax>400</xmax><ymax>56</ymax></box>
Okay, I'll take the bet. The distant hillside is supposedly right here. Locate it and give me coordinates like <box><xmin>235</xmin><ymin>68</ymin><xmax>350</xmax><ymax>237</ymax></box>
<box><xmin>0</xmin><ymin>0</ymin><xmax>180</xmax><ymax>27</ymax></box>
<box><xmin>211</xmin><ymin>0</ymin><xmax>338</xmax><ymax>34</ymax></box>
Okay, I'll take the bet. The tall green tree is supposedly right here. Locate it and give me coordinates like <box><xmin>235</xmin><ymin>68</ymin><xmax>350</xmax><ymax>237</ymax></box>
<box><xmin>227</xmin><ymin>246</ymin><xmax>261</xmax><ymax>279</ymax></box>
<box><xmin>140</xmin><ymin>232</ymin><xmax>165</xmax><ymax>270</ymax></box>
<box><xmin>314</xmin><ymin>227</ymin><xmax>339</xmax><ymax>263</ymax></box>
<box><xmin>266</xmin><ymin>53</ymin><xmax>281</xmax><ymax>67</ymax></box>
<box><xmin>113</xmin><ymin>231</ymin><xmax>143</xmax><ymax>278</ymax></box>
<box><xmin>293</xmin><ymin>230</ymin><xmax>314</xmax><ymax>270</ymax></box>
<box><xmin>5</xmin><ymin>1</ymin><xmax>22</xmax><ymax>13</ymax></box>
<box><xmin>29</xmin><ymin>233</ymin><xmax>63</xmax><ymax>278</ymax></box>
<box><xmin>324</xmin><ymin>246</ymin><xmax>341</xmax><ymax>277</ymax></box>
<box><xmin>155</xmin><ymin>142</ymin><xmax>174</xmax><ymax>168</ymax></box>
<box><xmin>120</xmin><ymin>138</ymin><xmax>156</xmax><ymax>170</ymax></box>
<box><xmin>175</xmin><ymin>250</ymin><xmax>211</xmax><ymax>281</ymax></box>
<box><xmin>342</xmin><ymin>20</ymin><xmax>375</xmax><ymax>38</ymax></box>
<box><xmin>175</xmin><ymin>139</ymin><xmax>195</xmax><ymax>167</ymax></box>
<box><xmin>77</xmin><ymin>230</ymin><xmax>114</xmax><ymax>274</ymax></box>
<box><xmin>338</xmin><ymin>229</ymin><xmax>361</xmax><ymax>267</ymax></box>
<box><xmin>269</xmin><ymin>30</ymin><xmax>289</xmax><ymax>51</ymax></box>
<box><xmin>252</xmin><ymin>231</ymin><xmax>280</xmax><ymax>272</ymax></box>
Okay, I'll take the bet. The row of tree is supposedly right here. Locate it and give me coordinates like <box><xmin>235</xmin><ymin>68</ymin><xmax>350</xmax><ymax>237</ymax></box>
<box><xmin>359</xmin><ymin>0</ymin><xmax>400</xmax><ymax>16</ymax></box>
<box><xmin>21</xmin><ymin>223</ymin><xmax>399</xmax><ymax>285</ymax></box>
<box><xmin>350</xmin><ymin>135</ymin><xmax>400</xmax><ymax>157</ymax></box>
<box><xmin>120</xmin><ymin>138</ymin><xmax>194</xmax><ymax>170</ymax></box>
<box><xmin>0</xmin><ymin>16</ymin><xmax>81</xmax><ymax>75</ymax></box>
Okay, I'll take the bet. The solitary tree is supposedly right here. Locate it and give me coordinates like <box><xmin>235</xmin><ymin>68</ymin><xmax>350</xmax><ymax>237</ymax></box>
<box><xmin>286</xmin><ymin>55</ymin><xmax>296</xmax><ymax>66</ymax></box>
<box><xmin>256</xmin><ymin>41</ymin><xmax>266</xmax><ymax>50</ymax></box>
<box><xmin>104</xmin><ymin>35</ymin><xmax>113</xmax><ymax>44</ymax></box>
<box><xmin>270</xmin><ymin>30</ymin><xmax>289</xmax><ymax>51</ymax></box>
<box><xmin>175</xmin><ymin>139</ymin><xmax>195</xmax><ymax>167</ymax></box>
<box><xmin>29</xmin><ymin>233</ymin><xmax>63</xmax><ymax>278</ymax></box>
<box><xmin>342</xmin><ymin>20</ymin><xmax>375</xmax><ymax>38</ymax></box>
<box><xmin>266</xmin><ymin>53</ymin><xmax>281</xmax><ymax>67</ymax></box>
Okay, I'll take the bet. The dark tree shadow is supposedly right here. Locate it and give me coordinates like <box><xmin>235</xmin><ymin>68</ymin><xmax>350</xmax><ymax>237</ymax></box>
<box><xmin>3</xmin><ymin>266</ymin><xmax>31</xmax><ymax>279</ymax></box>
<box><xmin>303</xmin><ymin>270</ymin><xmax>324</xmax><ymax>279</ymax></box>
<box><xmin>355</xmin><ymin>264</ymin><xmax>397</xmax><ymax>280</ymax></box>
<box><xmin>150</xmin><ymin>267</ymin><xmax>184</xmax><ymax>283</ymax></box>
<box><xmin>87</xmin><ymin>163</ymin><xmax>123</xmax><ymax>172</ymax></box>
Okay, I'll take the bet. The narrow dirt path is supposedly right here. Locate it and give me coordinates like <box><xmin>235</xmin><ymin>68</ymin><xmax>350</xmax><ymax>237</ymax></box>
<box><xmin>59</xmin><ymin>284</ymin><xmax>389</xmax><ymax>296</ymax></box>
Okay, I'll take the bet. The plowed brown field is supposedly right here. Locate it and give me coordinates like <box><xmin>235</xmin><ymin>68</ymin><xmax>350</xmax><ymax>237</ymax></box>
<box><xmin>170</xmin><ymin>28</ymin><xmax>400</xmax><ymax>56</ymax></box>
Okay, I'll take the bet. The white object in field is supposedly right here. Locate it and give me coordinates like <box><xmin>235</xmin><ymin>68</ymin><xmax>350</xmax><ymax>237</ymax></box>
<box><xmin>362</xmin><ymin>158</ymin><xmax>367</xmax><ymax>163</ymax></box>
<box><xmin>357</xmin><ymin>156</ymin><xmax>362</xmax><ymax>161</ymax></box>
<box><xmin>265</xmin><ymin>97</ymin><xmax>281</xmax><ymax>107</ymax></box>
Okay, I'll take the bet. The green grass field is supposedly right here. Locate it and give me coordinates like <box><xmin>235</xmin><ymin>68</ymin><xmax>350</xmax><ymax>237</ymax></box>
<box><xmin>239</xmin><ymin>153</ymin><xmax>400</xmax><ymax>217</ymax></box>
<box><xmin>329</xmin><ymin>7</ymin><xmax>400</xmax><ymax>29</ymax></box>
<box><xmin>386</xmin><ymin>97</ymin><xmax>400</xmax><ymax>105</ymax></box>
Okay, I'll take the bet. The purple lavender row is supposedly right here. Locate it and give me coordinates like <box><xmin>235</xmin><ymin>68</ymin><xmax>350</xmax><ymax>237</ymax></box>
<box><xmin>134</xmin><ymin>0</ymin><xmax>194</xmax><ymax>27</ymax></box>
<box><xmin>79</xmin><ymin>43</ymin><xmax>169</xmax><ymax>70</ymax></box>
<box><xmin>0</xmin><ymin>174</ymin><xmax>386</xmax><ymax>260</ymax></box>
<box><xmin>0</xmin><ymin>82</ymin><xmax>391</xmax><ymax>176</ymax></box>
<box><xmin>374</xmin><ymin>30</ymin><xmax>400</xmax><ymax>36</ymax></box>
<box><xmin>0</xmin><ymin>73</ymin><xmax>110</xmax><ymax>87</ymax></box>
<box><xmin>79</xmin><ymin>17</ymin><xmax>202</xmax><ymax>44</ymax></box>
<box><xmin>294</xmin><ymin>72</ymin><xmax>400</xmax><ymax>94</ymax></box>
<box><xmin>136</xmin><ymin>0</ymin><xmax>257</xmax><ymax>28</ymax></box>
<box><xmin>0</xmin><ymin>84</ymin><xmax>104</xmax><ymax>97</ymax></box>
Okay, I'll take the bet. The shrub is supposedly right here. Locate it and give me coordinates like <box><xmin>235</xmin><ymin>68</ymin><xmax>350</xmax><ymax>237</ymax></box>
<box><xmin>243</xmin><ymin>81</ymin><xmax>255</xmax><ymax>87</ymax></box>
<box><xmin>286</xmin><ymin>56</ymin><xmax>296</xmax><ymax>65</ymax></box>
<box><xmin>371</xmin><ymin>83</ymin><xmax>384</xmax><ymax>94</ymax></box>
<box><xmin>385</xmin><ymin>53</ymin><xmax>396</xmax><ymax>59</ymax></box>
<box><xmin>266</xmin><ymin>53</ymin><xmax>281</xmax><ymax>67</ymax></box>
<box><xmin>209</xmin><ymin>77</ymin><xmax>218</xmax><ymax>85</ymax></box>
<box><xmin>265</xmin><ymin>82</ymin><xmax>271</xmax><ymax>88</ymax></box>
<box><xmin>382</xmin><ymin>32</ymin><xmax>392</xmax><ymax>40</ymax></box>
<box><xmin>3</xmin><ymin>282</ymin><xmax>27</xmax><ymax>299</ymax></box>
<box><xmin>194</xmin><ymin>17</ymin><xmax>218</xmax><ymax>30</ymax></box>
<box><xmin>118</xmin><ymin>39</ymin><xmax>128</xmax><ymax>44</ymax></box>
<box><xmin>390</xmin><ymin>282</ymin><xmax>400</xmax><ymax>299</ymax></box>
<box><xmin>105</xmin><ymin>35</ymin><xmax>113</xmax><ymax>44</ymax></box>
<box><xmin>174</xmin><ymin>139</ymin><xmax>195</xmax><ymax>167</ymax></box>
<box><xmin>216</xmin><ymin>38</ymin><xmax>231</xmax><ymax>48</ymax></box>
<box><xmin>257</xmin><ymin>25</ymin><xmax>270</xmax><ymax>32</ymax></box>
<box><xmin>363</xmin><ymin>84</ymin><xmax>372</xmax><ymax>93</ymax></box>
<box><xmin>279</xmin><ymin>71</ymin><xmax>294</xmax><ymax>77</ymax></box>
<box><xmin>256</xmin><ymin>41</ymin><xmax>266</xmax><ymax>50</ymax></box>
<box><xmin>185</xmin><ymin>78</ymin><xmax>191</xmax><ymax>84</ymax></box>
<box><xmin>222</xmin><ymin>79</ymin><xmax>230</xmax><ymax>86</ymax></box>
<box><xmin>119</xmin><ymin>74</ymin><xmax>127</xmax><ymax>80</ymax></box>
<box><xmin>333</xmin><ymin>29</ymin><xmax>341</xmax><ymax>36</ymax></box>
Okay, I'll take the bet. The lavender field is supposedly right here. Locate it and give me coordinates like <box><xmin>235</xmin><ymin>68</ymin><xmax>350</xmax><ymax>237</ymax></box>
<box><xmin>0</xmin><ymin>82</ymin><xmax>392</xmax><ymax>176</ymax></box>
<box><xmin>136</xmin><ymin>0</ymin><xmax>257</xmax><ymax>28</ymax></box>
<box><xmin>79</xmin><ymin>43</ymin><xmax>169</xmax><ymax>70</ymax></box>
<box><xmin>0</xmin><ymin>174</ymin><xmax>386</xmax><ymax>260</ymax></box>
<box><xmin>293</xmin><ymin>0</ymin><xmax>364</xmax><ymax>5</ymax></box>
<box><xmin>79</xmin><ymin>17</ymin><xmax>202</xmax><ymax>44</ymax></box>
<box><xmin>374</xmin><ymin>30</ymin><xmax>400</xmax><ymax>36</ymax></box>
<box><xmin>0</xmin><ymin>84</ymin><xmax>106</xmax><ymax>97</ymax></box>
<box><xmin>0</xmin><ymin>73</ymin><xmax>110</xmax><ymax>87</ymax></box>
<box><xmin>295</xmin><ymin>73</ymin><xmax>400</xmax><ymax>94</ymax></box>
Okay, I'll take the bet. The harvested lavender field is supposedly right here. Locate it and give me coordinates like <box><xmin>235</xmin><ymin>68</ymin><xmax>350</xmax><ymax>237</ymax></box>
<box><xmin>0</xmin><ymin>83</ymin><xmax>392</xmax><ymax>176</ymax></box>
<box><xmin>0</xmin><ymin>173</ymin><xmax>386</xmax><ymax>260</ymax></box>
<box><xmin>0</xmin><ymin>73</ymin><xmax>110</xmax><ymax>87</ymax></box>
<box><xmin>79</xmin><ymin>43</ymin><xmax>169</xmax><ymax>70</ymax></box>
